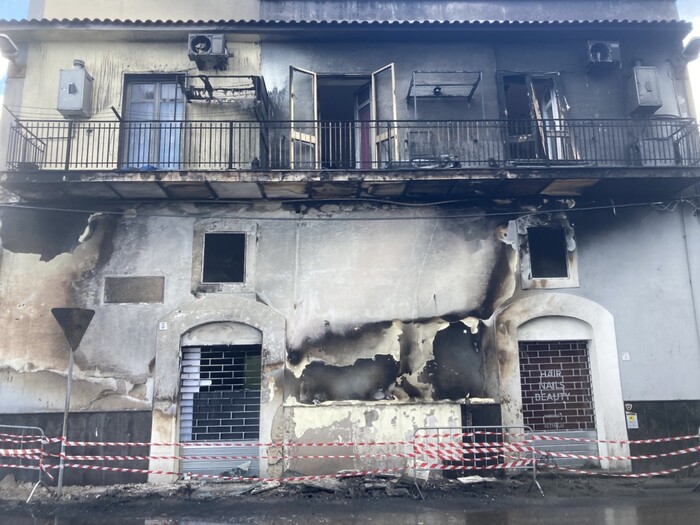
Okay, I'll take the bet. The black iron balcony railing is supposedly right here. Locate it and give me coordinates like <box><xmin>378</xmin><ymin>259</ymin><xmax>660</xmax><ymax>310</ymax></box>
<box><xmin>7</xmin><ymin>118</ymin><xmax>700</xmax><ymax>172</ymax></box>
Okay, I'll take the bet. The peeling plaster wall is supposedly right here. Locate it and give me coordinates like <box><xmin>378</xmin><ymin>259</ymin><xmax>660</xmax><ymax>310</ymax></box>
<box><xmin>282</xmin><ymin>402</ymin><xmax>461</xmax><ymax>475</ymax></box>
<box><xmin>0</xmin><ymin>211</ymin><xmax>195</xmax><ymax>413</ymax></box>
<box><xmin>2</xmin><ymin>199</ymin><xmax>699</xmax><ymax>479</ymax></box>
<box><xmin>0</xmin><ymin>203</ymin><xmax>510</xmax><ymax>417</ymax></box>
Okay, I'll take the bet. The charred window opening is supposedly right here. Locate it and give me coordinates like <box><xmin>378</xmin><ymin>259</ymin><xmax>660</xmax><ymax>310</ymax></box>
<box><xmin>202</xmin><ymin>233</ymin><xmax>245</xmax><ymax>283</ymax></box>
<box><xmin>501</xmin><ymin>73</ymin><xmax>567</xmax><ymax>162</ymax></box>
<box><xmin>527</xmin><ymin>227</ymin><xmax>568</xmax><ymax>278</ymax></box>
<box><xmin>298</xmin><ymin>355</ymin><xmax>399</xmax><ymax>404</ymax></box>
<box><xmin>429</xmin><ymin>322</ymin><xmax>484</xmax><ymax>400</ymax></box>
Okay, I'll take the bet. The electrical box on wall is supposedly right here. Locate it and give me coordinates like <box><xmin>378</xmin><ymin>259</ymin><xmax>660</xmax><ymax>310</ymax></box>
<box><xmin>57</xmin><ymin>60</ymin><xmax>93</xmax><ymax>118</ymax></box>
<box><xmin>627</xmin><ymin>66</ymin><xmax>662</xmax><ymax>117</ymax></box>
<box><xmin>585</xmin><ymin>41</ymin><xmax>622</xmax><ymax>72</ymax></box>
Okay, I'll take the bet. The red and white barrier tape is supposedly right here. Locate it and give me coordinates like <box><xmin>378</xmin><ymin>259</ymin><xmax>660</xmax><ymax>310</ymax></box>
<box><xmin>533</xmin><ymin>433</ymin><xmax>700</xmax><ymax>445</ymax></box>
<box><xmin>0</xmin><ymin>462</ymin><xmax>42</xmax><ymax>471</ymax></box>
<box><xmin>56</xmin><ymin>439</ymin><xmax>414</xmax><ymax>448</ymax></box>
<box><xmin>0</xmin><ymin>436</ymin><xmax>45</xmax><ymax>445</ymax></box>
<box><xmin>540</xmin><ymin>445</ymin><xmax>700</xmax><ymax>462</ymax></box>
<box><xmin>1</xmin><ymin>431</ymin><xmax>695</xmax><ymax>448</ymax></box>
<box><xmin>417</xmin><ymin>459</ymin><xmax>535</xmax><ymax>471</ymax></box>
<box><xmin>54</xmin><ymin>462</ymin><xmax>406</xmax><ymax>483</ymax></box>
<box><xmin>0</xmin><ymin>448</ymin><xmax>44</xmax><ymax>458</ymax></box>
<box><xmin>539</xmin><ymin>460</ymin><xmax>700</xmax><ymax>478</ymax></box>
<box><xmin>55</xmin><ymin>452</ymin><xmax>419</xmax><ymax>462</ymax></box>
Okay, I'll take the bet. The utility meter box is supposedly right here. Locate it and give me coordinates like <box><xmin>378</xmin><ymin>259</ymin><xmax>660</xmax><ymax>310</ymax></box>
<box><xmin>57</xmin><ymin>60</ymin><xmax>93</xmax><ymax>118</ymax></box>
<box><xmin>627</xmin><ymin>66</ymin><xmax>662</xmax><ymax>117</ymax></box>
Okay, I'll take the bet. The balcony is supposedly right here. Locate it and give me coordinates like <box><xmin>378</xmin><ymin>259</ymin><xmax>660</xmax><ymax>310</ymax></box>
<box><xmin>4</xmin><ymin>117</ymin><xmax>700</xmax><ymax>201</ymax></box>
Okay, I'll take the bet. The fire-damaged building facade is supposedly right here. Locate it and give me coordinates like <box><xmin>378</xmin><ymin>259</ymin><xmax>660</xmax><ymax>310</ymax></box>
<box><xmin>0</xmin><ymin>0</ymin><xmax>699</xmax><ymax>483</ymax></box>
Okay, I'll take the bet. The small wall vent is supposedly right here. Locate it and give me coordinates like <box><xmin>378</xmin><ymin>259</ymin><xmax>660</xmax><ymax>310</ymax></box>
<box><xmin>188</xmin><ymin>34</ymin><xmax>229</xmax><ymax>71</ymax></box>
<box><xmin>585</xmin><ymin>41</ymin><xmax>622</xmax><ymax>72</ymax></box>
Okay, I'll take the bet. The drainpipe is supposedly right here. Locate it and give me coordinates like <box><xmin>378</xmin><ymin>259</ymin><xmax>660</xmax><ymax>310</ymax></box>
<box><xmin>679</xmin><ymin>196</ymin><xmax>700</xmax><ymax>355</ymax></box>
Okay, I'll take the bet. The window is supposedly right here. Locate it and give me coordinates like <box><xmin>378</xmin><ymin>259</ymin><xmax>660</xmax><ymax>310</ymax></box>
<box><xmin>192</xmin><ymin>221</ymin><xmax>256</xmax><ymax>293</ymax></box>
<box><xmin>123</xmin><ymin>77</ymin><xmax>184</xmax><ymax>169</ymax></box>
<box><xmin>517</xmin><ymin>216</ymin><xmax>579</xmax><ymax>289</ymax></box>
<box><xmin>202</xmin><ymin>233</ymin><xmax>246</xmax><ymax>283</ymax></box>
<box><xmin>527</xmin><ymin>227</ymin><xmax>568</xmax><ymax>278</ymax></box>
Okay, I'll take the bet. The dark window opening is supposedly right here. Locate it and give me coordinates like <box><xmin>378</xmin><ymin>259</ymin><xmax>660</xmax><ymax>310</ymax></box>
<box><xmin>528</xmin><ymin>227</ymin><xmax>568</xmax><ymax>278</ymax></box>
<box><xmin>202</xmin><ymin>233</ymin><xmax>245</xmax><ymax>283</ymax></box>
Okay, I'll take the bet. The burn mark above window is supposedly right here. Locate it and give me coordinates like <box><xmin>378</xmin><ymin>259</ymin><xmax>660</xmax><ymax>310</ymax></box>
<box><xmin>202</xmin><ymin>233</ymin><xmax>245</xmax><ymax>283</ymax></box>
<box><xmin>527</xmin><ymin>227</ymin><xmax>568</xmax><ymax>278</ymax></box>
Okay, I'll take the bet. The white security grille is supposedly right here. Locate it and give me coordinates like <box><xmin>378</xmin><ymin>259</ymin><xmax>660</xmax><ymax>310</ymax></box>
<box><xmin>179</xmin><ymin>345</ymin><xmax>262</xmax><ymax>476</ymax></box>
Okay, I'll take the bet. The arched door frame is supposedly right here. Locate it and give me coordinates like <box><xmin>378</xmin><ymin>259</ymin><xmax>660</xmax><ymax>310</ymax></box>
<box><xmin>491</xmin><ymin>292</ymin><xmax>630</xmax><ymax>470</ymax></box>
<box><xmin>148</xmin><ymin>295</ymin><xmax>285</xmax><ymax>483</ymax></box>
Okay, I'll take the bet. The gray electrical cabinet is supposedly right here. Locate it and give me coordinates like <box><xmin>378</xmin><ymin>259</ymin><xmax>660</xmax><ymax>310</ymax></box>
<box><xmin>57</xmin><ymin>60</ymin><xmax>93</xmax><ymax>118</ymax></box>
<box><xmin>627</xmin><ymin>66</ymin><xmax>662</xmax><ymax>117</ymax></box>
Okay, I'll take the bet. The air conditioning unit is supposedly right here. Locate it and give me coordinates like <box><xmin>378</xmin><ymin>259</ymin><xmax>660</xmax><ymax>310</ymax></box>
<box><xmin>188</xmin><ymin>34</ymin><xmax>229</xmax><ymax>71</ymax></box>
<box><xmin>585</xmin><ymin>41</ymin><xmax>622</xmax><ymax>72</ymax></box>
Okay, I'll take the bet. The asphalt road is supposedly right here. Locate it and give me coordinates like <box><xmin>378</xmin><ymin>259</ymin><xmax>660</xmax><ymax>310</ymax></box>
<box><xmin>3</xmin><ymin>493</ymin><xmax>700</xmax><ymax>525</ymax></box>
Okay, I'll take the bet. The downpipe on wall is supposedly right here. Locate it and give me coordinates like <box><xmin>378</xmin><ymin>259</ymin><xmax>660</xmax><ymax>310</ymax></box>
<box><xmin>680</xmin><ymin>197</ymin><xmax>700</xmax><ymax>356</ymax></box>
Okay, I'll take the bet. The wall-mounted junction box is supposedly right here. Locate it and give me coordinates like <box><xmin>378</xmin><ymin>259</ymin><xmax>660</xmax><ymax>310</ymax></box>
<box><xmin>627</xmin><ymin>66</ymin><xmax>662</xmax><ymax>117</ymax></box>
<box><xmin>57</xmin><ymin>59</ymin><xmax>93</xmax><ymax>118</ymax></box>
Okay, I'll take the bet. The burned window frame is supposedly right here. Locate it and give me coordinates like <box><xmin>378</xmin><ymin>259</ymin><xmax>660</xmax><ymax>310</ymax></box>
<box><xmin>517</xmin><ymin>215</ymin><xmax>579</xmax><ymax>290</ymax></box>
<box><xmin>192</xmin><ymin>220</ymin><xmax>256</xmax><ymax>294</ymax></box>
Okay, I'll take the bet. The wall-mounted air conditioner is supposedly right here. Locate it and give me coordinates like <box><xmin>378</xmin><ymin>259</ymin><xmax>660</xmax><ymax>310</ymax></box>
<box><xmin>585</xmin><ymin>41</ymin><xmax>622</xmax><ymax>72</ymax></box>
<box><xmin>188</xmin><ymin>34</ymin><xmax>229</xmax><ymax>71</ymax></box>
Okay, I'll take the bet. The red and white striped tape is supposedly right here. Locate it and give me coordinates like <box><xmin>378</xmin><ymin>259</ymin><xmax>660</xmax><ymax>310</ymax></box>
<box><xmin>0</xmin><ymin>430</ymin><xmax>698</xmax><ymax>483</ymax></box>
<box><xmin>57</xmin><ymin>439</ymin><xmax>414</xmax><ymax>448</ymax></box>
<box><xmin>55</xmin><ymin>451</ymin><xmax>419</xmax><ymax>462</ymax></box>
<box><xmin>0</xmin><ymin>436</ymin><xmax>45</xmax><ymax>445</ymax></box>
<box><xmin>0</xmin><ymin>448</ymin><xmax>44</xmax><ymax>458</ymax></box>
<box><xmin>2</xmin><ymin>431</ymin><xmax>695</xmax><ymax>448</ymax></box>
<box><xmin>54</xmin><ymin>462</ymin><xmax>407</xmax><ymax>483</ymax></box>
<box><xmin>533</xmin><ymin>433</ymin><xmax>700</xmax><ymax>445</ymax></box>
<box><xmin>540</xmin><ymin>445</ymin><xmax>700</xmax><ymax>462</ymax></box>
<box><xmin>417</xmin><ymin>459</ymin><xmax>535</xmax><ymax>471</ymax></box>
<box><xmin>0</xmin><ymin>462</ymin><xmax>43</xmax><ymax>471</ymax></box>
<box><xmin>539</xmin><ymin>460</ymin><xmax>700</xmax><ymax>478</ymax></box>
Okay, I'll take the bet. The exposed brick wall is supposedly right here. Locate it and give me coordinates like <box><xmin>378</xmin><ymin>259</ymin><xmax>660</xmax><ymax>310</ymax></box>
<box><xmin>519</xmin><ymin>340</ymin><xmax>595</xmax><ymax>432</ymax></box>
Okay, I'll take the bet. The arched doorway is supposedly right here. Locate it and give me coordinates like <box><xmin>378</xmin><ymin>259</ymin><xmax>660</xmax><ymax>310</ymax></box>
<box><xmin>491</xmin><ymin>293</ymin><xmax>631</xmax><ymax>470</ymax></box>
<box><xmin>148</xmin><ymin>295</ymin><xmax>285</xmax><ymax>483</ymax></box>
<box><xmin>179</xmin><ymin>322</ymin><xmax>263</xmax><ymax>477</ymax></box>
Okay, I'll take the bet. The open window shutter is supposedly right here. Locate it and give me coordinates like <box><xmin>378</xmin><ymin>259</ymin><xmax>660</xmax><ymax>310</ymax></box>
<box><xmin>289</xmin><ymin>66</ymin><xmax>319</xmax><ymax>169</ymax></box>
<box><xmin>527</xmin><ymin>77</ymin><xmax>549</xmax><ymax>158</ymax></box>
<box><xmin>371</xmin><ymin>63</ymin><xmax>399</xmax><ymax>166</ymax></box>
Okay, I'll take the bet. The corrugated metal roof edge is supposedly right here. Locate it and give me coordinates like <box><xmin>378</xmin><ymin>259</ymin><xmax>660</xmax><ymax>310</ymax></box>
<box><xmin>0</xmin><ymin>18</ymin><xmax>691</xmax><ymax>27</ymax></box>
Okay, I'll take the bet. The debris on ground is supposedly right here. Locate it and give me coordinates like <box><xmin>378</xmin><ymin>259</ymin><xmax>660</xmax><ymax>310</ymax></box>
<box><xmin>457</xmin><ymin>476</ymin><xmax>499</xmax><ymax>484</ymax></box>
